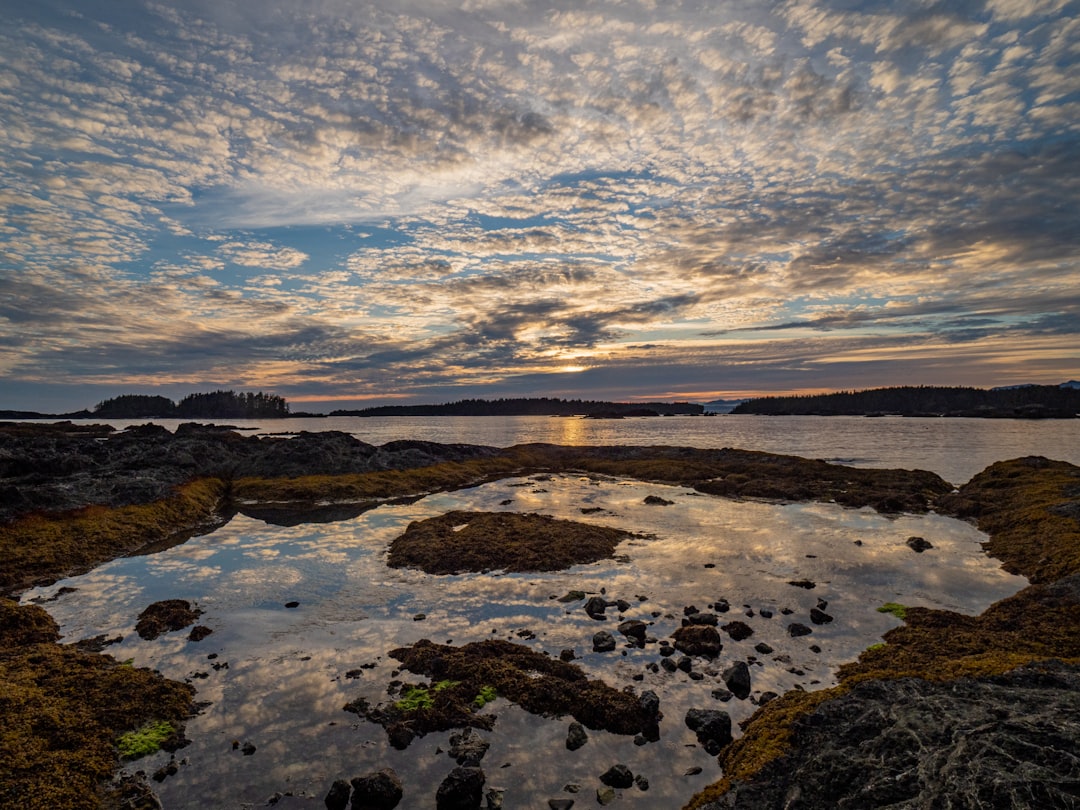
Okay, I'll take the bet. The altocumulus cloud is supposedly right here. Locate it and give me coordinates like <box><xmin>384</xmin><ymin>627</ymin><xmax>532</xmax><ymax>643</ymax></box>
<box><xmin>0</xmin><ymin>0</ymin><xmax>1078</xmax><ymax>410</ymax></box>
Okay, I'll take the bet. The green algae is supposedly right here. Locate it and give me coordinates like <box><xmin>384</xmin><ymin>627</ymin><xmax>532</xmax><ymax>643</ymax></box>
<box><xmin>117</xmin><ymin>721</ymin><xmax>175</xmax><ymax>759</ymax></box>
<box><xmin>877</xmin><ymin>602</ymin><xmax>908</xmax><ymax>620</ymax></box>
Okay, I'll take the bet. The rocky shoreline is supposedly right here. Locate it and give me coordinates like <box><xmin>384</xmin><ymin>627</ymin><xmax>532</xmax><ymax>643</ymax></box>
<box><xmin>2</xmin><ymin>423</ymin><xmax>1078</xmax><ymax>809</ymax></box>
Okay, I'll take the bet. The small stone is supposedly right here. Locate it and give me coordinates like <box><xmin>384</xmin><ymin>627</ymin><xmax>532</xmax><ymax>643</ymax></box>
<box><xmin>685</xmin><ymin>708</ymin><xmax>733</xmax><ymax>748</ymax></box>
<box><xmin>592</xmin><ymin>631</ymin><xmax>617</xmax><ymax>653</ymax></box>
<box><xmin>721</xmin><ymin>621</ymin><xmax>754</xmax><ymax>641</ymax></box>
<box><xmin>660</xmin><ymin>657</ymin><xmax>677</xmax><ymax>672</ymax></box>
<box><xmin>558</xmin><ymin>590</ymin><xmax>586</xmax><ymax>603</ymax></box>
<box><xmin>754</xmin><ymin>642</ymin><xmax>774</xmax><ymax>655</ymax></box>
<box><xmin>634</xmin><ymin>775</ymin><xmax>649</xmax><ymax>791</ymax></box>
<box><xmin>559</xmin><ymin>648</ymin><xmax>576</xmax><ymax>661</ymax></box>
<box><xmin>284</xmin><ymin>601</ymin><xmax>300</xmax><ymax>608</ymax></box>
<box><xmin>643</xmin><ymin>495</ymin><xmax>674</xmax><ymax>505</ymax></box>
<box><xmin>788</xmin><ymin>579</ymin><xmax>816</xmax><ymax>589</ymax></box>
<box><xmin>548</xmin><ymin>800</ymin><xmax>575</xmax><ymax>810</ymax></box>
<box><xmin>711</xmin><ymin>688</ymin><xmax>733</xmax><ymax>702</ymax></box>
<box><xmin>413</xmin><ymin>613</ymin><xmax>426</xmax><ymax>621</ymax></box>
<box><xmin>722</xmin><ymin>661</ymin><xmax>752</xmax><ymax>700</ymax></box>
<box><xmin>566</xmin><ymin>722</ymin><xmax>588</xmax><ymax>751</ymax></box>
<box><xmin>639</xmin><ymin>690</ymin><xmax>661</xmax><ymax>719</ymax></box>
<box><xmin>810</xmin><ymin>608</ymin><xmax>833</xmax><ymax>625</ymax></box>
<box><xmin>788</xmin><ymin>622</ymin><xmax>813</xmax><ymax>637</ymax></box>
<box><xmin>618</xmin><ymin>620</ymin><xmax>648</xmax><ymax>644</ymax></box>
<box><xmin>599</xmin><ymin>764</ymin><xmax>634</xmax><ymax>789</ymax></box>
<box><xmin>758</xmin><ymin>691</ymin><xmax>779</xmax><ymax>706</ymax></box>
<box><xmin>759</xmin><ymin>609</ymin><xmax>773</xmax><ymax>619</ymax></box>
<box><xmin>597</xmin><ymin>786</ymin><xmax>617</xmax><ymax>805</ymax></box>
<box><xmin>584</xmin><ymin>596</ymin><xmax>609</xmax><ymax>619</ymax></box>
<box><xmin>907</xmin><ymin>536</ymin><xmax>934</xmax><ymax>553</ymax></box>
<box><xmin>241</xmin><ymin>742</ymin><xmax>256</xmax><ymax>756</ymax></box>
<box><xmin>685</xmin><ymin>767</ymin><xmax>703</xmax><ymax>776</ymax></box>
<box><xmin>485</xmin><ymin>787</ymin><xmax>504</xmax><ymax>809</ymax></box>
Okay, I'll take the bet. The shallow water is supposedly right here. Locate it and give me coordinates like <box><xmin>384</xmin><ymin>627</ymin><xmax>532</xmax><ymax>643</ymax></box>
<box><xmin>27</xmin><ymin>475</ymin><xmax>1026</xmax><ymax>808</ymax></box>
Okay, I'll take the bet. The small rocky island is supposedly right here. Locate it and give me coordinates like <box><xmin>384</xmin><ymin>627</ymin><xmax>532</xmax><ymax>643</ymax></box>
<box><xmin>1</xmin><ymin>421</ymin><xmax>1078</xmax><ymax>809</ymax></box>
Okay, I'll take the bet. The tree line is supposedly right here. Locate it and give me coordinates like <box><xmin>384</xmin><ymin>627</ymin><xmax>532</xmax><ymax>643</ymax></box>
<box><xmin>732</xmin><ymin>385</ymin><xmax>1080</xmax><ymax>418</ymax></box>
<box><xmin>94</xmin><ymin>390</ymin><xmax>290</xmax><ymax>419</ymax></box>
<box><xmin>331</xmin><ymin>397</ymin><xmax>703</xmax><ymax>417</ymax></box>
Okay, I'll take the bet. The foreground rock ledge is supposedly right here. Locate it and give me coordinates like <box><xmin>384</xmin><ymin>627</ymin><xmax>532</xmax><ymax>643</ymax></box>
<box><xmin>387</xmin><ymin>510</ymin><xmax>635</xmax><ymax>574</ymax></box>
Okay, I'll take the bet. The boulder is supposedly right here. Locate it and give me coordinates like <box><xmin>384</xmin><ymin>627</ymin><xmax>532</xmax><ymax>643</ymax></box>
<box><xmin>592</xmin><ymin>631</ymin><xmax>617</xmax><ymax>652</ymax></box>
<box><xmin>723</xmin><ymin>661</ymin><xmax>752</xmax><ymax>700</ymax></box>
<box><xmin>566</xmin><ymin>721</ymin><xmax>588</xmax><ymax>751</ymax></box>
<box><xmin>325</xmin><ymin>780</ymin><xmax>350</xmax><ymax>810</ymax></box>
<box><xmin>685</xmin><ymin>708</ymin><xmax>733</xmax><ymax>749</ymax></box>
<box><xmin>350</xmin><ymin>768</ymin><xmax>403</xmax><ymax>809</ymax></box>
<box><xmin>618</xmin><ymin>620</ymin><xmax>648</xmax><ymax>645</ymax></box>
<box><xmin>599</xmin><ymin>764</ymin><xmax>634</xmax><ymax>789</ymax></box>
<box><xmin>436</xmin><ymin>767</ymin><xmax>485</xmax><ymax>810</ymax></box>
<box><xmin>449</xmin><ymin>728</ymin><xmax>489</xmax><ymax>766</ymax></box>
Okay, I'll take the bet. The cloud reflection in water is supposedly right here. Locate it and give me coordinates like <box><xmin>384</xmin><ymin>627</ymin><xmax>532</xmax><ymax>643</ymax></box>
<box><xmin>24</xmin><ymin>476</ymin><xmax>1025</xmax><ymax>807</ymax></box>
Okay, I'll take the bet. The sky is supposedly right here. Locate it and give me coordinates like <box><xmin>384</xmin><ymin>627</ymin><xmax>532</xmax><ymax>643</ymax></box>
<box><xmin>1</xmin><ymin>0</ymin><xmax>1078</xmax><ymax>413</ymax></box>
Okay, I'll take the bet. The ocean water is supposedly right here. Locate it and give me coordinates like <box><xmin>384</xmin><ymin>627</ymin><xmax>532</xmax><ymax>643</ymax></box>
<box><xmin>84</xmin><ymin>413</ymin><xmax>1080</xmax><ymax>485</ymax></box>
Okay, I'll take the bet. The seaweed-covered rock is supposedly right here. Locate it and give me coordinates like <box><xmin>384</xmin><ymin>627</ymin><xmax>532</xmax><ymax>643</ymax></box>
<box><xmin>712</xmin><ymin>662</ymin><xmax>1080</xmax><ymax>809</ymax></box>
<box><xmin>135</xmin><ymin>600</ymin><xmax>203</xmax><ymax>640</ymax></box>
<box><xmin>387</xmin><ymin>511</ymin><xmax>634</xmax><ymax>574</ymax></box>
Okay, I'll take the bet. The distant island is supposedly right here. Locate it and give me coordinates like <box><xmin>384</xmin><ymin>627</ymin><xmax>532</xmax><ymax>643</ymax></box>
<box><xmin>0</xmin><ymin>390</ymin><xmax>293</xmax><ymax>420</ymax></box>
<box><xmin>331</xmin><ymin>397</ymin><xmax>704</xmax><ymax>417</ymax></box>
<box><xmin>732</xmin><ymin>384</ymin><xmax>1080</xmax><ymax>418</ymax></box>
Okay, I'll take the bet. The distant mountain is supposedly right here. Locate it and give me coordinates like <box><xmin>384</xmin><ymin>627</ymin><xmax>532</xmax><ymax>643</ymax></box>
<box><xmin>732</xmin><ymin>385</ymin><xmax>1080</xmax><ymax>418</ymax></box>
<box><xmin>1061</xmin><ymin>381</ymin><xmax>1080</xmax><ymax>390</ymax></box>
<box><xmin>703</xmin><ymin>398</ymin><xmax>747</xmax><ymax>414</ymax></box>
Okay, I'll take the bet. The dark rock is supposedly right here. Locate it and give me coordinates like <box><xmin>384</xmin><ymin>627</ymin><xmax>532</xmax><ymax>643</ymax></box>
<box><xmin>639</xmin><ymin>690</ymin><xmax>661</xmax><ymax>720</ymax></box>
<box><xmin>788</xmin><ymin>579</ymin><xmax>816</xmax><ymax>589</ymax></box>
<box><xmin>347</xmin><ymin>768</ymin><xmax>403</xmax><ymax>807</ymax></box>
<box><xmin>643</xmin><ymin>495</ymin><xmax>675</xmax><ymax>505</ymax></box>
<box><xmin>285</xmin><ymin>601</ymin><xmax>300</xmax><ymax>608</ymax></box>
<box><xmin>758</xmin><ymin>691</ymin><xmax>779</xmax><ymax>706</ymax></box>
<box><xmin>722</xmin><ymin>661</ymin><xmax>752</xmax><ymax>700</ymax></box>
<box><xmin>599</xmin><ymin>764</ymin><xmax>634</xmax><ymax>789</ymax></box>
<box><xmin>559</xmin><ymin>648</ymin><xmax>576</xmax><ymax>662</ymax></box>
<box><xmin>816</xmin><ymin>598</ymin><xmax>828</xmax><ymax>610</ymax></box>
<box><xmin>714</xmin><ymin>599</ymin><xmax>730</xmax><ymax>613</ymax></box>
<box><xmin>661</xmin><ymin>657</ymin><xmax>678</xmax><ymax>673</ymax></box>
<box><xmin>672</xmin><ymin>624</ymin><xmax>723</xmax><ymax>657</ymax></box>
<box><xmin>325</xmin><ymin>780</ymin><xmax>351</xmax><ymax>810</ymax></box>
<box><xmin>687</xmin><ymin>612</ymin><xmax>719</xmax><ymax>626</ymax></box>
<box><xmin>759</xmin><ymin>609</ymin><xmax>773</xmax><ymax>619</ymax></box>
<box><xmin>547</xmin><ymin>800</ymin><xmax>574</xmax><ymax>810</ymax></box>
<box><xmin>907</xmin><ymin>536</ymin><xmax>934</xmax><ymax>553</ymax></box>
<box><xmin>685</xmin><ymin>766</ymin><xmax>703</xmax><ymax>776</ymax></box>
<box><xmin>634</xmin><ymin>775</ymin><xmax>649</xmax><ymax>791</ymax></box>
<box><xmin>449</xmin><ymin>728</ymin><xmax>489</xmax><ymax>766</ymax></box>
<box><xmin>584</xmin><ymin>596</ymin><xmax>609</xmax><ymax>620</ymax></box>
<box><xmin>677</xmin><ymin>656</ymin><xmax>693</xmax><ymax>673</ymax></box>
<box><xmin>135</xmin><ymin>600</ymin><xmax>203</xmax><ymax>640</ymax></box>
<box><xmin>615</xmin><ymin>599</ymin><xmax>632</xmax><ymax>613</ymax></box>
<box><xmin>241</xmin><ymin>742</ymin><xmax>256</xmax><ymax>755</ymax></box>
<box><xmin>810</xmin><ymin>608</ymin><xmax>833</xmax><ymax>625</ymax></box>
<box><xmin>596</xmin><ymin>786</ymin><xmax>616</xmax><ymax>805</ymax></box>
<box><xmin>685</xmin><ymin>708</ymin><xmax>733</xmax><ymax>748</ymax></box>
<box><xmin>436</xmin><ymin>767</ymin><xmax>485</xmax><ymax>810</ymax></box>
<box><xmin>722</xmin><ymin>621</ymin><xmax>754</xmax><ymax>641</ymax></box>
<box><xmin>788</xmin><ymin>622</ymin><xmax>813</xmax><ymax>637</ymax></box>
<box><xmin>715</xmin><ymin>662</ymin><xmax>1080</xmax><ymax>809</ymax></box>
<box><xmin>592</xmin><ymin>631</ymin><xmax>616</xmax><ymax>653</ymax></box>
<box><xmin>754</xmin><ymin>642</ymin><xmax>774</xmax><ymax>655</ymax></box>
<box><xmin>712</xmin><ymin>688</ymin><xmax>733</xmax><ymax>702</ymax></box>
<box><xmin>485</xmin><ymin>787</ymin><xmax>504</xmax><ymax>809</ymax></box>
<box><xmin>566</xmin><ymin>722</ymin><xmax>588</xmax><ymax>751</ymax></box>
<box><xmin>558</xmin><ymin>590</ymin><xmax>586</xmax><ymax>603</ymax></box>
<box><xmin>618</xmin><ymin>620</ymin><xmax>648</xmax><ymax>644</ymax></box>
<box><xmin>187</xmin><ymin>625</ymin><xmax>212</xmax><ymax>642</ymax></box>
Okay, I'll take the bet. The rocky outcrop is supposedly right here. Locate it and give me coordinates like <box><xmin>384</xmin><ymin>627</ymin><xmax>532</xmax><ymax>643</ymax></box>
<box><xmin>705</xmin><ymin>661</ymin><xmax>1080</xmax><ymax>809</ymax></box>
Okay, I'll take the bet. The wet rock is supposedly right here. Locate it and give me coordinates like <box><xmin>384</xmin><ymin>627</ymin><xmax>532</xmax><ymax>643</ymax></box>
<box><xmin>325</xmin><ymin>780</ymin><xmax>350</xmax><ymax>810</ymax></box>
<box><xmin>135</xmin><ymin>600</ymin><xmax>203</xmax><ymax>640</ymax></box>
<box><xmin>187</xmin><ymin>625</ymin><xmax>212</xmax><ymax>642</ymax></box>
<box><xmin>592</xmin><ymin>631</ymin><xmax>617</xmax><ymax>653</ymax></box>
<box><xmin>639</xmin><ymin>690</ymin><xmax>661</xmax><ymax>720</ymax></box>
<box><xmin>661</xmin><ymin>658</ymin><xmax>678</xmax><ymax>673</ymax></box>
<box><xmin>723</xmin><ymin>661</ymin><xmax>752</xmax><ymax>700</ymax></box>
<box><xmin>597</xmin><ymin>786</ymin><xmax>616</xmax><ymax>805</ymax></box>
<box><xmin>721</xmin><ymin>621</ymin><xmax>754</xmax><ymax>641</ymax></box>
<box><xmin>449</xmin><ymin>728</ymin><xmax>490</xmax><ymax>766</ymax></box>
<box><xmin>810</xmin><ymin>608</ymin><xmax>834</xmax><ymax>625</ymax></box>
<box><xmin>558</xmin><ymin>590</ymin><xmax>586</xmax><ymax>603</ymax></box>
<box><xmin>547</xmin><ymin>800</ymin><xmax>574</xmax><ymax>810</ymax></box>
<box><xmin>635</xmin><ymin>775</ymin><xmax>649</xmax><ymax>790</ymax></box>
<box><xmin>559</xmin><ymin>648</ymin><xmax>576</xmax><ymax>662</ymax></box>
<box><xmin>685</xmin><ymin>766</ymin><xmax>703</xmax><ymax>776</ymax></box>
<box><xmin>686</xmin><ymin>612</ymin><xmax>719</xmax><ymax>626</ymax></box>
<box><xmin>436</xmin><ymin>767</ymin><xmax>485</xmax><ymax>810</ymax></box>
<box><xmin>712</xmin><ymin>688</ymin><xmax>733</xmax><ymax>702</ymax></box>
<box><xmin>759</xmin><ymin>609</ymin><xmax>773</xmax><ymax>619</ymax></box>
<box><xmin>788</xmin><ymin>622</ymin><xmax>813</xmax><ymax>637</ymax></box>
<box><xmin>347</xmin><ymin>768</ymin><xmax>403</xmax><ymax>807</ymax></box>
<box><xmin>484</xmin><ymin>787</ymin><xmax>504</xmax><ymax>809</ymax></box>
<box><xmin>241</xmin><ymin>742</ymin><xmax>256</xmax><ymax>755</ymax></box>
<box><xmin>677</xmin><ymin>656</ymin><xmax>694</xmax><ymax>673</ymax></box>
<box><xmin>643</xmin><ymin>495</ymin><xmax>674</xmax><ymax>505</ymax></box>
<box><xmin>599</xmin><ymin>764</ymin><xmax>634</xmax><ymax>789</ymax></box>
<box><xmin>754</xmin><ymin>642</ymin><xmax>774</xmax><ymax>655</ymax></box>
<box><xmin>618</xmin><ymin>620</ymin><xmax>648</xmax><ymax>645</ymax></box>
<box><xmin>566</xmin><ymin>722</ymin><xmax>588</xmax><ymax>751</ymax></box>
<box><xmin>816</xmin><ymin>598</ymin><xmax>828</xmax><ymax>610</ymax></box>
<box><xmin>713</xmin><ymin>599</ymin><xmax>730</xmax><ymax>613</ymax></box>
<box><xmin>672</xmin><ymin>625</ymin><xmax>723</xmax><ymax>657</ymax></box>
<box><xmin>615</xmin><ymin>599</ymin><xmax>632</xmax><ymax>613</ymax></box>
<box><xmin>758</xmin><ymin>691</ymin><xmax>779</xmax><ymax>706</ymax></box>
<box><xmin>907</xmin><ymin>536</ymin><xmax>934</xmax><ymax>553</ymax></box>
<box><xmin>584</xmin><ymin>597</ymin><xmax>609</xmax><ymax>620</ymax></box>
<box><xmin>685</xmin><ymin>708</ymin><xmax>733</xmax><ymax>748</ymax></box>
<box><xmin>285</xmin><ymin>601</ymin><xmax>300</xmax><ymax>608</ymax></box>
<box><xmin>788</xmin><ymin>579</ymin><xmax>816</xmax><ymax>589</ymax></box>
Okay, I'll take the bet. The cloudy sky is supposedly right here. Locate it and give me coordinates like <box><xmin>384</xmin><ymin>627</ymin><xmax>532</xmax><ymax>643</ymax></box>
<box><xmin>2</xmin><ymin>0</ymin><xmax>1078</xmax><ymax>412</ymax></box>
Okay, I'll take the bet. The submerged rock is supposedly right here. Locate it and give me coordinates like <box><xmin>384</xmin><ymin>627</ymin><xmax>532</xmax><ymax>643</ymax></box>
<box><xmin>135</xmin><ymin>600</ymin><xmax>203</xmax><ymax>641</ymax></box>
<box><xmin>566</xmin><ymin>721</ymin><xmax>588</xmax><ymax>751</ymax></box>
<box><xmin>599</xmin><ymin>764</ymin><xmax>634</xmax><ymax>789</ymax></box>
<box><xmin>436</xmin><ymin>767</ymin><xmax>485</xmax><ymax>810</ymax></box>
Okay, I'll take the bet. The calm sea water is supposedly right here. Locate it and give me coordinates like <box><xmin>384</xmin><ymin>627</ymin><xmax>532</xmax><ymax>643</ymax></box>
<box><xmin>84</xmin><ymin>414</ymin><xmax>1080</xmax><ymax>485</ymax></box>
